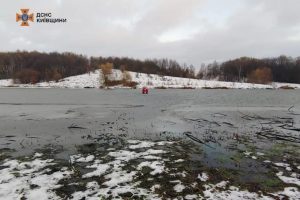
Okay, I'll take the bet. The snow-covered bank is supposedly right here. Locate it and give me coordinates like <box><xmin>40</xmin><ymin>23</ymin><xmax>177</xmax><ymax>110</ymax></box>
<box><xmin>1</xmin><ymin>140</ymin><xmax>300</xmax><ymax>200</ymax></box>
<box><xmin>1</xmin><ymin>69</ymin><xmax>300</xmax><ymax>89</ymax></box>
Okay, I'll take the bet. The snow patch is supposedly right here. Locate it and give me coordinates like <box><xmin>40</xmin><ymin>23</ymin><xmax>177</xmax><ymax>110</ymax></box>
<box><xmin>198</xmin><ymin>172</ymin><xmax>209</xmax><ymax>182</ymax></box>
<box><xmin>276</xmin><ymin>172</ymin><xmax>300</xmax><ymax>186</ymax></box>
<box><xmin>2</xmin><ymin>69</ymin><xmax>300</xmax><ymax>89</ymax></box>
<box><xmin>274</xmin><ymin>162</ymin><xmax>290</xmax><ymax>168</ymax></box>
<box><xmin>128</xmin><ymin>141</ymin><xmax>155</xmax><ymax>149</ymax></box>
<box><xmin>137</xmin><ymin>161</ymin><xmax>165</xmax><ymax>175</ymax></box>
<box><xmin>174</xmin><ymin>159</ymin><xmax>185</xmax><ymax>163</ymax></box>
<box><xmin>82</xmin><ymin>162</ymin><xmax>110</xmax><ymax>178</ymax></box>
<box><xmin>185</xmin><ymin>194</ymin><xmax>199</xmax><ymax>199</ymax></box>
<box><xmin>203</xmin><ymin>183</ymin><xmax>272</xmax><ymax>200</ymax></box>
<box><xmin>256</xmin><ymin>152</ymin><xmax>265</xmax><ymax>156</ymax></box>
<box><xmin>174</xmin><ymin>182</ymin><xmax>185</xmax><ymax>193</ymax></box>
<box><xmin>70</xmin><ymin>154</ymin><xmax>95</xmax><ymax>163</ymax></box>
<box><xmin>0</xmin><ymin>158</ymin><xmax>72</xmax><ymax>200</ymax></box>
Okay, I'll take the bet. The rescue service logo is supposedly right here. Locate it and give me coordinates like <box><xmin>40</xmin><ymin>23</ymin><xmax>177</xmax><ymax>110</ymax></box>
<box><xmin>16</xmin><ymin>9</ymin><xmax>67</xmax><ymax>27</ymax></box>
<box><xmin>16</xmin><ymin>9</ymin><xmax>34</xmax><ymax>26</ymax></box>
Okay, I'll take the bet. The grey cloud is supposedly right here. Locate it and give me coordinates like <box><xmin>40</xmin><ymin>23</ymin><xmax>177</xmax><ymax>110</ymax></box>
<box><xmin>0</xmin><ymin>0</ymin><xmax>299</xmax><ymax>66</ymax></box>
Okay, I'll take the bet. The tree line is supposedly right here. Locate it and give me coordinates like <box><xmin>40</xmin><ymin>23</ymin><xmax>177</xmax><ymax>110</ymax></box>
<box><xmin>90</xmin><ymin>57</ymin><xmax>195</xmax><ymax>78</ymax></box>
<box><xmin>198</xmin><ymin>56</ymin><xmax>300</xmax><ymax>84</ymax></box>
<box><xmin>0</xmin><ymin>51</ymin><xmax>89</xmax><ymax>83</ymax></box>
<box><xmin>0</xmin><ymin>51</ymin><xmax>195</xmax><ymax>83</ymax></box>
<box><xmin>0</xmin><ymin>51</ymin><xmax>299</xmax><ymax>84</ymax></box>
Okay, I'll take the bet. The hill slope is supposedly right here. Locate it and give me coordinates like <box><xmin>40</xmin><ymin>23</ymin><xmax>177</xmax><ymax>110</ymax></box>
<box><xmin>0</xmin><ymin>69</ymin><xmax>299</xmax><ymax>89</ymax></box>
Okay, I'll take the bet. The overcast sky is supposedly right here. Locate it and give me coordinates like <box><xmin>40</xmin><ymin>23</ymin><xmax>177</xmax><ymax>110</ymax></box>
<box><xmin>1</xmin><ymin>0</ymin><xmax>300</xmax><ymax>66</ymax></box>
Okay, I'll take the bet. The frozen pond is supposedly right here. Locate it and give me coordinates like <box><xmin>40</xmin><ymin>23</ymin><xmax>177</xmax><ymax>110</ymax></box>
<box><xmin>0</xmin><ymin>88</ymin><xmax>299</xmax><ymax>199</ymax></box>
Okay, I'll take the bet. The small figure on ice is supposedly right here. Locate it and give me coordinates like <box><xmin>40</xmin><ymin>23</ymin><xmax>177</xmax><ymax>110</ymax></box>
<box><xmin>142</xmin><ymin>87</ymin><xmax>149</xmax><ymax>94</ymax></box>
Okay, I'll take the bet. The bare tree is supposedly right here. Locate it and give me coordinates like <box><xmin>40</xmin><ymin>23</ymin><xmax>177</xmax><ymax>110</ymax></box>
<box><xmin>99</xmin><ymin>62</ymin><xmax>113</xmax><ymax>86</ymax></box>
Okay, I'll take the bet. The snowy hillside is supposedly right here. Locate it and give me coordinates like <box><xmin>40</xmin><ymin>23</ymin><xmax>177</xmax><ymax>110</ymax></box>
<box><xmin>0</xmin><ymin>69</ymin><xmax>300</xmax><ymax>89</ymax></box>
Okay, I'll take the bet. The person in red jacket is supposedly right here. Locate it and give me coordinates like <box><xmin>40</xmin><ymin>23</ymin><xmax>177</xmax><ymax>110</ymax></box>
<box><xmin>142</xmin><ymin>87</ymin><xmax>148</xmax><ymax>94</ymax></box>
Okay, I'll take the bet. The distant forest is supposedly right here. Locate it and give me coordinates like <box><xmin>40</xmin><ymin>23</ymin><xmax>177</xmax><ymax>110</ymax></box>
<box><xmin>0</xmin><ymin>51</ymin><xmax>299</xmax><ymax>84</ymax></box>
<box><xmin>198</xmin><ymin>56</ymin><xmax>300</xmax><ymax>84</ymax></box>
<box><xmin>0</xmin><ymin>51</ymin><xmax>195</xmax><ymax>83</ymax></box>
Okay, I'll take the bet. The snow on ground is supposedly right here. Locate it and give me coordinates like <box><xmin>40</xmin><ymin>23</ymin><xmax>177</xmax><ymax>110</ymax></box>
<box><xmin>276</xmin><ymin>172</ymin><xmax>300</xmax><ymax>186</ymax></box>
<box><xmin>173</xmin><ymin>181</ymin><xmax>186</xmax><ymax>192</ymax></box>
<box><xmin>203</xmin><ymin>183</ymin><xmax>300</xmax><ymax>200</ymax></box>
<box><xmin>128</xmin><ymin>139</ymin><xmax>173</xmax><ymax>149</ymax></box>
<box><xmin>198</xmin><ymin>172</ymin><xmax>209</xmax><ymax>182</ymax></box>
<box><xmin>203</xmin><ymin>183</ymin><xmax>271</xmax><ymax>200</ymax></box>
<box><xmin>1</xmin><ymin>140</ymin><xmax>300</xmax><ymax>199</ymax></box>
<box><xmin>274</xmin><ymin>162</ymin><xmax>290</xmax><ymax>168</ymax></box>
<box><xmin>0</xmin><ymin>79</ymin><xmax>13</xmax><ymax>87</ymax></box>
<box><xmin>0</xmin><ymin>154</ymin><xmax>73</xmax><ymax>200</ymax></box>
<box><xmin>70</xmin><ymin>154</ymin><xmax>95</xmax><ymax>163</ymax></box>
<box><xmin>137</xmin><ymin>161</ymin><xmax>165</xmax><ymax>175</ymax></box>
<box><xmin>1</xmin><ymin>69</ymin><xmax>300</xmax><ymax>89</ymax></box>
<box><xmin>71</xmin><ymin>140</ymin><xmax>172</xmax><ymax>199</ymax></box>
